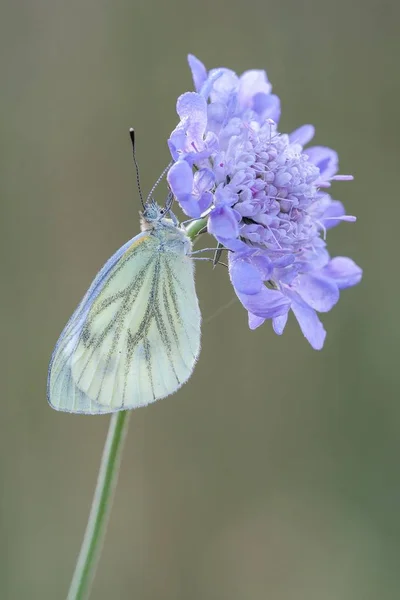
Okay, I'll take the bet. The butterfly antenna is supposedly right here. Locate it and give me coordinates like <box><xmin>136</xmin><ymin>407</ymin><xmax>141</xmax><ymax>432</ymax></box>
<box><xmin>129</xmin><ymin>128</ymin><xmax>145</xmax><ymax>210</ymax></box>
<box><xmin>165</xmin><ymin>190</ymin><xmax>174</xmax><ymax>212</ymax></box>
<box><xmin>146</xmin><ymin>160</ymin><xmax>173</xmax><ymax>204</ymax></box>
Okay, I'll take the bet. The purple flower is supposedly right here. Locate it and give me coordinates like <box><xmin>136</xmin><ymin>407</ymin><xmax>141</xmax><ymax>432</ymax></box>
<box><xmin>167</xmin><ymin>55</ymin><xmax>362</xmax><ymax>349</ymax></box>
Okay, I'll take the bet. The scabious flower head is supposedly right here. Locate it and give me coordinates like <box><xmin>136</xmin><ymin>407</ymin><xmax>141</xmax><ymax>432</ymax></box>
<box><xmin>167</xmin><ymin>55</ymin><xmax>362</xmax><ymax>349</ymax></box>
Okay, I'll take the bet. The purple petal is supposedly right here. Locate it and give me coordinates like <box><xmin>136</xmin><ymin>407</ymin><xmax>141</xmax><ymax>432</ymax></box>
<box><xmin>208</xmin><ymin>205</ymin><xmax>239</xmax><ymax>239</ymax></box>
<box><xmin>217</xmin><ymin>237</ymin><xmax>251</xmax><ymax>253</ymax></box>
<box><xmin>296</xmin><ymin>273</ymin><xmax>340</xmax><ymax>312</ymax></box>
<box><xmin>207</xmin><ymin>102</ymin><xmax>228</xmax><ymax>133</ymax></box>
<box><xmin>248</xmin><ymin>313</ymin><xmax>266</xmax><ymax>330</ymax></box>
<box><xmin>167</xmin><ymin>161</ymin><xmax>209</xmax><ymax>217</ymax></box>
<box><xmin>289</xmin><ymin>124</ymin><xmax>315</xmax><ymax>146</ymax></box>
<box><xmin>272</xmin><ymin>313</ymin><xmax>288</xmax><ymax>335</ymax></box>
<box><xmin>238</xmin><ymin>70</ymin><xmax>272</xmax><ymax>109</ymax></box>
<box><xmin>260</xmin><ymin>94</ymin><xmax>281</xmax><ymax>122</ymax></box>
<box><xmin>176</xmin><ymin>92</ymin><xmax>207</xmax><ymax>124</ymax></box>
<box><xmin>235</xmin><ymin>200</ymin><xmax>260</xmax><ymax>217</ymax></box>
<box><xmin>215</xmin><ymin>184</ymin><xmax>238</xmax><ymax>206</ymax></box>
<box><xmin>179</xmin><ymin>192</ymin><xmax>213</xmax><ymax>218</ymax></box>
<box><xmin>187</xmin><ymin>54</ymin><xmax>207</xmax><ymax>92</ymax></box>
<box><xmin>178</xmin><ymin>199</ymin><xmax>204</xmax><ymax>218</ymax></box>
<box><xmin>250</xmin><ymin>254</ymin><xmax>273</xmax><ymax>279</ymax></box>
<box><xmin>240</xmin><ymin>223</ymin><xmax>265</xmax><ymax>244</ymax></box>
<box><xmin>305</xmin><ymin>146</ymin><xmax>338</xmax><ymax>180</ymax></box>
<box><xmin>273</xmin><ymin>255</ymin><xmax>296</xmax><ymax>268</ymax></box>
<box><xmin>167</xmin><ymin>161</ymin><xmax>193</xmax><ymax>202</ymax></box>
<box><xmin>197</xmin><ymin>191</ymin><xmax>213</xmax><ymax>214</ymax></box>
<box><xmin>168</xmin><ymin>127</ymin><xmax>187</xmax><ymax>161</ymax></box>
<box><xmin>167</xmin><ymin>160</ymin><xmax>193</xmax><ymax>202</ymax></box>
<box><xmin>176</xmin><ymin>92</ymin><xmax>208</xmax><ymax>144</ymax></box>
<box><xmin>321</xmin><ymin>199</ymin><xmax>346</xmax><ymax>229</ymax></box>
<box><xmin>168</xmin><ymin>93</ymin><xmax>208</xmax><ymax>161</ymax></box>
<box><xmin>252</xmin><ymin>93</ymin><xmax>271</xmax><ymax>116</ymax></box>
<box><xmin>204</xmin><ymin>131</ymin><xmax>219</xmax><ymax>152</ymax></box>
<box><xmin>208</xmin><ymin>68</ymin><xmax>239</xmax><ymax>104</ymax></box>
<box><xmin>229</xmin><ymin>259</ymin><xmax>262</xmax><ymax>295</ymax></box>
<box><xmin>297</xmin><ymin>245</ymin><xmax>330</xmax><ymax>272</ymax></box>
<box><xmin>179</xmin><ymin>198</ymin><xmax>208</xmax><ymax>218</ymax></box>
<box><xmin>290</xmin><ymin>300</ymin><xmax>326</xmax><ymax>350</ymax></box>
<box><xmin>236</xmin><ymin>286</ymin><xmax>290</xmax><ymax>319</ymax></box>
<box><xmin>322</xmin><ymin>257</ymin><xmax>362</xmax><ymax>289</ymax></box>
<box><xmin>193</xmin><ymin>168</ymin><xmax>215</xmax><ymax>194</ymax></box>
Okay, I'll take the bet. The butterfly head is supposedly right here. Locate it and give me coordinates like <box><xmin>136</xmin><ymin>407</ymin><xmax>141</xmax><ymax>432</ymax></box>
<box><xmin>141</xmin><ymin>198</ymin><xmax>164</xmax><ymax>220</ymax></box>
<box><xmin>140</xmin><ymin>197</ymin><xmax>177</xmax><ymax>231</ymax></box>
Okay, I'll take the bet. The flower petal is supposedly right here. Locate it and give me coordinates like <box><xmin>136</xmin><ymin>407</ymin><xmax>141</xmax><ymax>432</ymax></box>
<box><xmin>215</xmin><ymin>183</ymin><xmax>238</xmax><ymax>207</ymax></box>
<box><xmin>208</xmin><ymin>68</ymin><xmax>239</xmax><ymax>104</ymax></box>
<box><xmin>250</xmin><ymin>254</ymin><xmax>273</xmax><ymax>279</ymax></box>
<box><xmin>290</xmin><ymin>300</ymin><xmax>326</xmax><ymax>350</ymax></box>
<box><xmin>289</xmin><ymin>124</ymin><xmax>315</xmax><ymax>146</ymax></box>
<box><xmin>167</xmin><ymin>160</ymin><xmax>193</xmax><ymax>202</ymax></box>
<box><xmin>207</xmin><ymin>102</ymin><xmax>227</xmax><ymax>133</ymax></box>
<box><xmin>297</xmin><ymin>245</ymin><xmax>330</xmax><ymax>272</ymax></box>
<box><xmin>168</xmin><ymin>127</ymin><xmax>187</xmax><ymax>161</ymax></box>
<box><xmin>321</xmin><ymin>199</ymin><xmax>346</xmax><ymax>229</ymax></box>
<box><xmin>259</xmin><ymin>94</ymin><xmax>281</xmax><ymax>122</ymax></box>
<box><xmin>272</xmin><ymin>313</ymin><xmax>288</xmax><ymax>335</ymax></box>
<box><xmin>197</xmin><ymin>191</ymin><xmax>213</xmax><ymax>214</ymax></box>
<box><xmin>217</xmin><ymin>237</ymin><xmax>251</xmax><ymax>252</ymax></box>
<box><xmin>296</xmin><ymin>273</ymin><xmax>340</xmax><ymax>312</ymax></box>
<box><xmin>229</xmin><ymin>259</ymin><xmax>262</xmax><ymax>295</ymax></box>
<box><xmin>248</xmin><ymin>313</ymin><xmax>266</xmax><ymax>330</ymax></box>
<box><xmin>322</xmin><ymin>257</ymin><xmax>362</xmax><ymax>289</ymax></box>
<box><xmin>176</xmin><ymin>92</ymin><xmax>208</xmax><ymax>146</ymax></box>
<box><xmin>187</xmin><ymin>54</ymin><xmax>207</xmax><ymax>92</ymax></box>
<box><xmin>193</xmin><ymin>168</ymin><xmax>215</xmax><ymax>194</ymax></box>
<box><xmin>236</xmin><ymin>286</ymin><xmax>290</xmax><ymax>319</ymax></box>
<box><xmin>305</xmin><ymin>146</ymin><xmax>338</xmax><ymax>180</ymax></box>
<box><xmin>208</xmin><ymin>205</ymin><xmax>239</xmax><ymax>239</ymax></box>
<box><xmin>238</xmin><ymin>70</ymin><xmax>272</xmax><ymax>109</ymax></box>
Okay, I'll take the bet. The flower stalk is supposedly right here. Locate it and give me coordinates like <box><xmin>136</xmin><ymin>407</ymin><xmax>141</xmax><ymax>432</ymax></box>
<box><xmin>67</xmin><ymin>411</ymin><xmax>130</xmax><ymax>600</ymax></box>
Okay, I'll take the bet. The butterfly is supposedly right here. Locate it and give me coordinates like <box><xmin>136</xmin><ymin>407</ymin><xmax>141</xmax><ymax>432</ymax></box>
<box><xmin>47</xmin><ymin>197</ymin><xmax>201</xmax><ymax>414</ymax></box>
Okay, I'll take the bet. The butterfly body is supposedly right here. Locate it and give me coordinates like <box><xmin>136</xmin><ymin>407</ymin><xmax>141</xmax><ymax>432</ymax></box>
<box><xmin>48</xmin><ymin>201</ymin><xmax>201</xmax><ymax>414</ymax></box>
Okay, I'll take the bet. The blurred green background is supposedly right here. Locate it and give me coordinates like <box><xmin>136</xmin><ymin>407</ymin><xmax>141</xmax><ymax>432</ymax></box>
<box><xmin>1</xmin><ymin>0</ymin><xmax>398</xmax><ymax>598</ymax></box>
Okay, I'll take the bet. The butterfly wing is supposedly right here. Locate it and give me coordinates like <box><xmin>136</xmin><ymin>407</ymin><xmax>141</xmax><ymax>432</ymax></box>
<box><xmin>47</xmin><ymin>231</ymin><xmax>201</xmax><ymax>413</ymax></box>
<box><xmin>118</xmin><ymin>246</ymin><xmax>201</xmax><ymax>408</ymax></box>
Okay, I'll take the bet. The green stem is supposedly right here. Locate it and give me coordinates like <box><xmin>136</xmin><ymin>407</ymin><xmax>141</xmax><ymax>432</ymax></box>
<box><xmin>66</xmin><ymin>218</ymin><xmax>203</xmax><ymax>600</ymax></box>
<box><xmin>67</xmin><ymin>411</ymin><xmax>130</xmax><ymax>600</ymax></box>
<box><xmin>185</xmin><ymin>217</ymin><xmax>208</xmax><ymax>241</ymax></box>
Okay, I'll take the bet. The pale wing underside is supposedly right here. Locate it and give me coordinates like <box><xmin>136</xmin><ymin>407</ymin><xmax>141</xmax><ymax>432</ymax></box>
<box><xmin>48</xmin><ymin>235</ymin><xmax>201</xmax><ymax>413</ymax></box>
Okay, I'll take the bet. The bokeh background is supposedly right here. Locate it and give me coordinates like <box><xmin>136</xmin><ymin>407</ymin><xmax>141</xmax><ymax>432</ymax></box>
<box><xmin>1</xmin><ymin>0</ymin><xmax>399</xmax><ymax>598</ymax></box>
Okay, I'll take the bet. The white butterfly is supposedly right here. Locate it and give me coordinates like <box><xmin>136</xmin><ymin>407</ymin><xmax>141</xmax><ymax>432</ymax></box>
<box><xmin>47</xmin><ymin>200</ymin><xmax>201</xmax><ymax>413</ymax></box>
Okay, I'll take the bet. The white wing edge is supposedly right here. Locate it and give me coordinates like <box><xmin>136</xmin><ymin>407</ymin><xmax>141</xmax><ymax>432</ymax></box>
<box><xmin>47</xmin><ymin>234</ymin><xmax>146</xmax><ymax>414</ymax></box>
